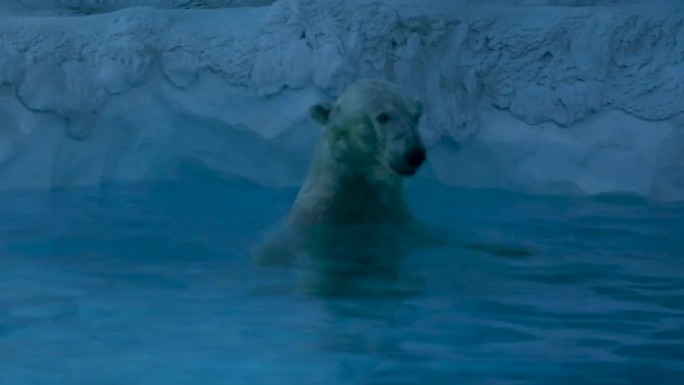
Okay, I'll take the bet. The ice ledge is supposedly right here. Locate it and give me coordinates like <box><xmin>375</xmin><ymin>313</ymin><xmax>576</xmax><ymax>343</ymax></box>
<box><xmin>0</xmin><ymin>1</ymin><xmax>275</xmax><ymax>16</ymax></box>
<box><xmin>0</xmin><ymin>0</ymin><xmax>683</xmax><ymax>202</ymax></box>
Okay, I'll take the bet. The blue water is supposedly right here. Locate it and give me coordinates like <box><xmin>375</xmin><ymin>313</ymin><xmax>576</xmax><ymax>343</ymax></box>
<box><xmin>1</xmin><ymin>179</ymin><xmax>683</xmax><ymax>384</ymax></box>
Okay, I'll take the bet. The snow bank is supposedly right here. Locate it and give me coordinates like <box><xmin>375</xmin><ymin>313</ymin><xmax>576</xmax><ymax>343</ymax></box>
<box><xmin>0</xmin><ymin>0</ymin><xmax>682</xmax><ymax>201</ymax></box>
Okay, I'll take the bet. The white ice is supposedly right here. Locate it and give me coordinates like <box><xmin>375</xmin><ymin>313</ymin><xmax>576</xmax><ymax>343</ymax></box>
<box><xmin>0</xmin><ymin>0</ymin><xmax>682</xmax><ymax>202</ymax></box>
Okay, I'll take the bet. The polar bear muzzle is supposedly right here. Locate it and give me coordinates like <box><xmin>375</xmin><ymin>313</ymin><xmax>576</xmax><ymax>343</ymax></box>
<box><xmin>379</xmin><ymin>101</ymin><xmax>426</xmax><ymax>177</ymax></box>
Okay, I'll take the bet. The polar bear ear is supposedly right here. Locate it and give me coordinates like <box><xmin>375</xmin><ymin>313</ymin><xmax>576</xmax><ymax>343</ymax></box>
<box><xmin>309</xmin><ymin>102</ymin><xmax>333</xmax><ymax>125</ymax></box>
<box><xmin>413</xmin><ymin>99</ymin><xmax>423</xmax><ymax>120</ymax></box>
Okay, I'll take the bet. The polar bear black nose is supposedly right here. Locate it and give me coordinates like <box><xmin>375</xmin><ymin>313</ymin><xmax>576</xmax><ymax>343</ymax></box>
<box><xmin>405</xmin><ymin>147</ymin><xmax>426</xmax><ymax>168</ymax></box>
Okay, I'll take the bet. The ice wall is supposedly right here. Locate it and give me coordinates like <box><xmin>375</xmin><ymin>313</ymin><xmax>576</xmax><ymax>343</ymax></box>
<box><xmin>0</xmin><ymin>0</ymin><xmax>682</xmax><ymax>201</ymax></box>
<box><xmin>0</xmin><ymin>0</ymin><xmax>276</xmax><ymax>16</ymax></box>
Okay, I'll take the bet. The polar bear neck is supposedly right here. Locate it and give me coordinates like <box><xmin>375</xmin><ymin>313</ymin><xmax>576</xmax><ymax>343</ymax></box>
<box><xmin>288</xmin><ymin>136</ymin><xmax>413</xmax><ymax>227</ymax></box>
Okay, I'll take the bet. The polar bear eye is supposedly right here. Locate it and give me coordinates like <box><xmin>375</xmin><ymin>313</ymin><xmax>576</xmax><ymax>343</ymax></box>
<box><xmin>376</xmin><ymin>113</ymin><xmax>390</xmax><ymax>124</ymax></box>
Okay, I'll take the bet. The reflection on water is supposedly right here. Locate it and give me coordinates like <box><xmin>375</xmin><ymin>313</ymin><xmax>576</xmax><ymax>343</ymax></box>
<box><xmin>1</xmin><ymin>180</ymin><xmax>683</xmax><ymax>384</ymax></box>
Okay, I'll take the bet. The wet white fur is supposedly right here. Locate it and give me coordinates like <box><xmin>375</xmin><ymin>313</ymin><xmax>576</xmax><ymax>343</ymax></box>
<box><xmin>288</xmin><ymin>79</ymin><xmax>424</xmax><ymax>226</ymax></box>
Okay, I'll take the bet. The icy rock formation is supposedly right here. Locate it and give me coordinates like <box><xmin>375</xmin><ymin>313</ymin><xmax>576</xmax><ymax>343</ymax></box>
<box><xmin>0</xmin><ymin>0</ymin><xmax>682</xmax><ymax>201</ymax></box>
<box><xmin>0</xmin><ymin>0</ymin><xmax>275</xmax><ymax>16</ymax></box>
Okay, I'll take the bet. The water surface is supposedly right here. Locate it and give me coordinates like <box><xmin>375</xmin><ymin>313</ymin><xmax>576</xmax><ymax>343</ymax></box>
<box><xmin>1</xmin><ymin>180</ymin><xmax>683</xmax><ymax>384</ymax></box>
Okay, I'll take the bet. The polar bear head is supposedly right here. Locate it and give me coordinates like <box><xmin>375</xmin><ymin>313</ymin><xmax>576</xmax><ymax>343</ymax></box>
<box><xmin>309</xmin><ymin>79</ymin><xmax>426</xmax><ymax>177</ymax></box>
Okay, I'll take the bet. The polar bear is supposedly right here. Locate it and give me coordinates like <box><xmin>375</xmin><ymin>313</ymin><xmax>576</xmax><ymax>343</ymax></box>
<box><xmin>252</xmin><ymin>79</ymin><xmax>429</xmax><ymax>293</ymax></box>
<box><xmin>287</xmin><ymin>78</ymin><xmax>426</xmax><ymax>227</ymax></box>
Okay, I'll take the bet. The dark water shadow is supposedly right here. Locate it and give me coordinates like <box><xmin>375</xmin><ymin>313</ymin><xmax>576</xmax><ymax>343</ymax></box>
<box><xmin>252</xmin><ymin>221</ymin><xmax>448</xmax><ymax>298</ymax></box>
<box><xmin>464</xmin><ymin>241</ymin><xmax>538</xmax><ymax>259</ymax></box>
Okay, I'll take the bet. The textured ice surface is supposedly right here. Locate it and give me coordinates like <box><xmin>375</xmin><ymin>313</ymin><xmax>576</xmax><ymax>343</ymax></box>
<box><xmin>0</xmin><ymin>0</ymin><xmax>276</xmax><ymax>16</ymax></box>
<box><xmin>0</xmin><ymin>0</ymin><xmax>682</xmax><ymax>200</ymax></box>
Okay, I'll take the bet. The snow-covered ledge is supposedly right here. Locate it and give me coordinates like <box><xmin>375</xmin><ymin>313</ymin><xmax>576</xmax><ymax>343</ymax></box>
<box><xmin>0</xmin><ymin>0</ymin><xmax>682</xmax><ymax>201</ymax></box>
